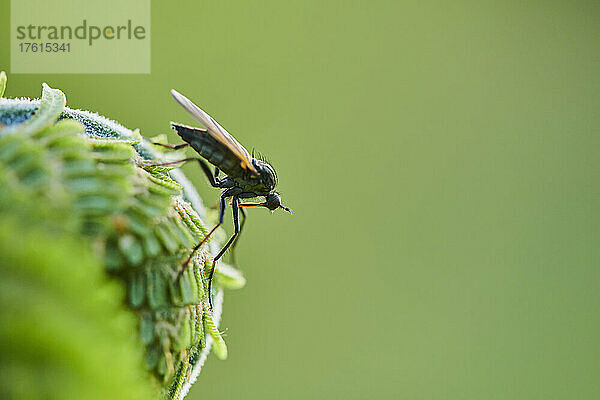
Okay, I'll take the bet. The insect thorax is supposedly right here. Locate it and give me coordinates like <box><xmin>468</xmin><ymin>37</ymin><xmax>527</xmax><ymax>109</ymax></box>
<box><xmin>231</xmin><ymin>159</ymin><xmax>275</xmax><ymax>195</ymax></box>
<box><xmin>254</xmin><ymin>159</ymin><xmax>277</xmax><ymax>190</ymax></box>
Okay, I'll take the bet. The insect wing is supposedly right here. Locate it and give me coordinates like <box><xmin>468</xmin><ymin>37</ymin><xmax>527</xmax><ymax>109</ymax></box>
<box><xmin>170</xmin><ymin>89</ymin><xmax>258</xmax><ymax>175</ymax></box>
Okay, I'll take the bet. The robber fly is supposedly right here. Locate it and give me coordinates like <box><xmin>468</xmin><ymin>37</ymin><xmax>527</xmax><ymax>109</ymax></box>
<box><xmin>151</xmin><ymin>89</ymin><xmax>291</xmax><ymax>306</ymax></box>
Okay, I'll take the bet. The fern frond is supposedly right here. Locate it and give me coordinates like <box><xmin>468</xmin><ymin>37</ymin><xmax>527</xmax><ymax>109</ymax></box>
<box><xmin>0</xmin><ymin>73</ymin><xmax>245</xmax><ymax>399</ymax></box>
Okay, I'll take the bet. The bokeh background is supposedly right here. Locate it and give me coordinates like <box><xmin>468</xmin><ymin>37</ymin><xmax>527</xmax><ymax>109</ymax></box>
<box><xmin>1</xmin><ymin>1</ymin><xmax>599</xmax><ymax>398</ymax></box>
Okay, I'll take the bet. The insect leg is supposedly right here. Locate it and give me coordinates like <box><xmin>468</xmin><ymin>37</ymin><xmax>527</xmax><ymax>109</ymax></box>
<box><xmin>238</xmin><ymin>202</ymin><xmax>264</xmax><ymax>207</ymax></box>
<box><xmin>148</xmin><ymin>157</ymin><xmax>221</xmax><ymax>188</ymax></box>
<box><xmin>176</xmin><ymin>193</ymin><xmax>227</xmax><ymax>283</ymax></box>
<box><xmin>207</xmin><ymin>196</ymin><xmax>240</xmax><ymax>308</ymax></box>
<box><xmin>239</xmin><ymin>200</ymin><xmax>292</xmax><ymax>213</ymax></box>
<box><xmin>151</xmin><ymin>142</ymin><xmax>189</xmax><ymax>150</ymax></box>
<box><xmin>195</xmin><ymin>159</ymin><xmax>222</xmax><ymax>188</ymax></box>
<box><xmin>230</xmin><ymin>206</ymin><xmax>246</xmax><ymax>265</ymax></box>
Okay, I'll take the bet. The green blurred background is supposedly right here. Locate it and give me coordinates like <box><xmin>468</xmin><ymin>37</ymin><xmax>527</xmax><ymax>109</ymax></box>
<box><xmin>1</xmin><ymin>1</ymin><xmax>599</xmax><ymax>398</ymax></box>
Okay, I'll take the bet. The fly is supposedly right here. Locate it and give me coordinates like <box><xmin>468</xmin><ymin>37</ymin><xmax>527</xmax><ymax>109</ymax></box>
<box><xmin>150</xmin><ymin>89</ymin><xmax>291</xmax><ymax>307</ymax></box>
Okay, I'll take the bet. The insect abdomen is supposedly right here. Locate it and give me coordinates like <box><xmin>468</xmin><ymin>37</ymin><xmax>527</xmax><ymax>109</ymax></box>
<box><xmin>171</xmin><ymin>123</ymin><xmax>245</xmax><ymax>176</ymax></box>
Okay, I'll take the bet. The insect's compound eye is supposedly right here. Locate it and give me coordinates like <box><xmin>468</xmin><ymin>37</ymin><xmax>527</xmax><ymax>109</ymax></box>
<box><xmin>265</xmin><ymin>193</ymin><xmax>281</xmax><ymax>211</ymax></box>
<box><xmin>264</xmin><ymin>169</ymin><xmax>276</xmax><ymax>189</ymax></box>
<box><xmin>256</xmin><ymin>161</ymin><xmax>277</xmax><ymax>189</ymax></box>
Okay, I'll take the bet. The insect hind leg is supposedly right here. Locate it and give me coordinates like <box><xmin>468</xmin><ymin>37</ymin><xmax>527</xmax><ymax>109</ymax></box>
<box><xmin>147</xmin><ymin>157</ymin><xmax>222</xmax><ymax>188</ymax></box>
<box><xmin>152</xmin><ymin>142</ymin><xmax>189</xmax><ymax>150</ymax></box>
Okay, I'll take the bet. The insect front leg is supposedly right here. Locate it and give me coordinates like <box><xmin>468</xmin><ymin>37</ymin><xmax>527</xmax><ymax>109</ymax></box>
<box><xmin>176</xmin><ymin>191</ymin><xmax>228</xmax><ymax>283</ymax></box>
<box><xmin>229</xmin><ymin>192</ymin><xmax>259</xmax><ymax>263</ymax></box>
<box><xmin>230</xmin><ymin>206</ymin><xmax>246</xmax><ymax>265</ymax></box>
<box><xmin>207</xmin><ymin>196</ymin><xmax>240</xmax><ymax>308</ymax></box>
